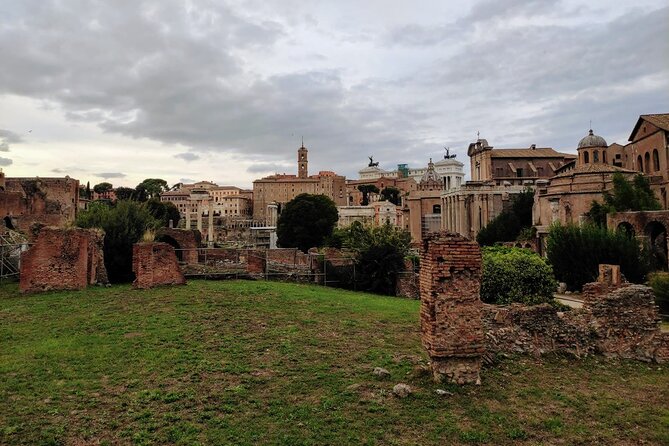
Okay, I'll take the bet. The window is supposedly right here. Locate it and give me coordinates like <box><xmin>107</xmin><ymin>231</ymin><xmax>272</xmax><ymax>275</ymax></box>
<box><xmin>603</xmin><ymin>151</ymin><xmax>607</xmax><ymax>163</ymax></box>
<box><xmin>653</xmin><ymin>149</ymin><xmax>660</xmax><ymax>172</ymax></box>
<box><xmin>637</xmin><ymin>155</ymin><xmax>643</xmax><ymax>172</ymax></box>
<box><xmin>516</xmin><ymin>168</ymin><xmax>523</xmax><ymax>178</ymax></box>
<box><xmin>645</xmin><ymin>152</ymin><xmax>651</xmax><ymax>174</ymax></box>
<box><xmin>584</xmin><ymin>151</ymin><xmax>589</xmax><ymax>164</ymax></box>
<box><xmin>433</xmin><ymin>204</ymin><xmax>441</xmax><ymax>214</ymax></box>
<box><xmin>593</xmin><ymin>150</ymin><xmax>599</xmax><ymax>162</ymax></box>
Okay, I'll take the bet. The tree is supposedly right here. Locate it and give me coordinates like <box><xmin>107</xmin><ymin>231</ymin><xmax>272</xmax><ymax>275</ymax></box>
<box><xmin>477</xmin><ymin>188</ymin><xmax>534</xmax><ymax>246</ymax></box>
<box><xmin>145</xmin><ymin>199</ymin><xmax>180</xmax><ymax>227</ymax></box>
<box><xmin>135</xmin><ymin>178</ymin><xmax>169</xmax><ymax>201</ymax></box>
<box><xmin>277</xmin><ymin>194</ymin><xmax>338</xmax><ymax>252</ymax></box>
<box><xmin>380</xmin><ymin>186</ymin><xmax>401</xmax><ymax>205</ymax></box>
<box><xmin>76</xmin><ymin>201</ymin><xmax>160</xmax><ymax>283</ymax></box>
<box><xmin>327</xmin><ymin>221</ymin><xmax>412</xmax><ymax>295</ymax></box>
<box><xmin>546</xmin><ymin>222</ymin><xmax>650</xmax><ymax>291</ymax></box>
<box><xmin>86</xmin><ymin>181</ymin><xmax>91</xmax><ymax>199</ymax></box>
<box><xmin>115</xmin><ymin>187</ymin><xmax>136</xmax><ymax>201</ymax></box>
<box><xmin>357</xmin><ymin>184</ymin><xmax>379</xmax><ymax>206</ymax></box>
<box><xmin>93</xmin><ymin>182</ymin><xmax>113</xmax><ymax>195</ymax></box>
<box><xmin>587</xmin><ymin>173</ymin><xmax>661</xmax><ymax>227</ymax></box>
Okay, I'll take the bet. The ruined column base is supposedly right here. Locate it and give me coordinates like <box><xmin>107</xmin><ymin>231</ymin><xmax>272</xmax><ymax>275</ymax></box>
<box><xmin>430</xmin><ymin>357</ymin><xmax>482</xmax><ymax>385</ymax></box>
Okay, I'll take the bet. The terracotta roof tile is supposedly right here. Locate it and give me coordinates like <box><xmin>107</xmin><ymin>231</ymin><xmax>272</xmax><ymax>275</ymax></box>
<box><xmin>489</xmin><ymin>148</ymin><xmax>575</xmax><ymax>158</ymax></box>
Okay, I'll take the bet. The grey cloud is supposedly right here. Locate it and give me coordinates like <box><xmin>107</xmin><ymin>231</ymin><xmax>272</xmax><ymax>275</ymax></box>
<box><xmin>246</xmin><ymin>163</ymin><xmax>293</xmax><ymax>174</ymax></box>
<box><xmin>174</xmin><ymin>152</ymin><xmax>200</xmax><ymax>162</ymax></box>
<box><xmin>0</xmin><ymin>129</ymin><xmax>23</xmax><ymax>152</ymax></box>
<box><xmin>95</xmin><ymin>172</ymin><xmax>126</xmax><ymax>179</ymax></box>
<box><xmin>0</xmin><ymin>157</ymin><xmax>13</xmax><ymax>166</ymax></box>
<box><xmin>179</xmin><ymin>178</ymin><xmax>196</xmax><ymax>184</ymax></box>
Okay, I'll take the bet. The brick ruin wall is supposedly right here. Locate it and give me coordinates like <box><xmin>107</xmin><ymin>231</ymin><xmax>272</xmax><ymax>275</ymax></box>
<box><xmin>420</xmin><ymin>231</ymin><xmax>484</xmax><ymax>384</ymax></box>
<box><xmin>395</xmin><ymin>259</ymin><xmax>419</xmax><ymax>299</ymax></box>
<box><xmin>132</xmin><ymin>242</ymin><xmax>186</xmax><ymax>289</ymax></box>
<box><xmin>482</xmin><ymin>285</ymin><xmax>668</xmax><ymax>363</ymax></box>
<box><xmin>20</xmin><ymin>227</ymin><xmax>107</xmax><ymax>293</ymax></box>
<box><xmin>1</xmin><ymin>177</ymin><xmax>79</xmax><ymax>236</ymax></box>
<box><xmin>156</xmin><ymin>228</ymin><xmax>201</xmax><ymax>264</ymax></box>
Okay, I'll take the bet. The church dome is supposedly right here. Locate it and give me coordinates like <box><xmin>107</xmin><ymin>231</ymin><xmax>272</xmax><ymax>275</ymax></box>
<box><xmin>578</xmin><ymin>129</ymin><xmax>607</xmax><ymax>148</ymax></box>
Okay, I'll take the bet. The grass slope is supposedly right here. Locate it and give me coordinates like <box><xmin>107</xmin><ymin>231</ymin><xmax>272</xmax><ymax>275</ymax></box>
<box><xmin>0</xmin><ymin>280</ymin><xmax>668</xmax><ymax>445</ymax></box>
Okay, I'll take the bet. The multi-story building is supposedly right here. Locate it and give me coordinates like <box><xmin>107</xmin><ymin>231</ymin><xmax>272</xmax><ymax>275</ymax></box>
<box><xmin>252</xmin><ymin>144</ymin><xmax>347</xmax><ymax>222</ymax></box>
<box><xmin>441</xmin><ymin>137</ymin><xmax>575</xmax><ymax>240</ymax></box>
<box><xmin>160</xmin><ymin>183</ymin><xmax>253</xmax><ymax>218</ymax></box>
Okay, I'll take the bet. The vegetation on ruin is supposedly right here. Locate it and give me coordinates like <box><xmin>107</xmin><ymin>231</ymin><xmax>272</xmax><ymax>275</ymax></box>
<box><xmin>587</xmin><ymin>173</ymin><xmax>661</xmax><ymax>227</ymax></box>
<box><xmin>327</xmin><ymin>221</ymin><xmax>412</xmax><ymax>295</ymax></box>
<box><xmin>649</xmin><ymin>272</ymin><xmax>669</xmax><ymax>315</ymax></box>
<box><xmin>76</xmin><ymin>201</ymin><xmax>161</xmax><ymax>283</ymax></box>
<box><xmin>476</xmin><ymin>189</ymin><xmax>534</xmax><ymax>246</ymax></box>
<box><xmin>547</xmin><ymin>223</ymin><xmax>650</xmax><ymax>291</ymax></box>
<box><xmin>481</xmin><ymin>247</ymin><xmax>557</xmax><ymax>305</ymax></box>
<box><xmin>1</xmin><ymin>280</ymin><xmax>667</xmax><ymax>445</ymax></box>
<box><xmin>276</xmin><ymin>193</ymin><xmax>338</xmax><ymax>252</ymax></box>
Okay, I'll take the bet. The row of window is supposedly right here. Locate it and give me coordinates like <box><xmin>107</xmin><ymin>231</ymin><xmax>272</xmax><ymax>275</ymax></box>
<box><xmin>637</xmin><ymin>149</ymin><xmax>661</xmax><ymax>174</ymax></box>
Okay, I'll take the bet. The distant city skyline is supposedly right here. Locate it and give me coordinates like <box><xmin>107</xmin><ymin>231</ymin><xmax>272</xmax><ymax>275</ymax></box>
<box><xmin>0</xmin><ymin>0</ymin><xmax>667</xmax><ymax>188</ymax></box>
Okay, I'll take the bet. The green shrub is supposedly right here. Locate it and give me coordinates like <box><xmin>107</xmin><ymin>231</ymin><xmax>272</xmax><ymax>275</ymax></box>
<box><xmin>648</xmin><ymin>272</ymin><xmax>669</xmax><ymax>315</ymax></box>
<box><xmin>325</xmin><ymin>222</ymin><xmax>412</xmax><ymax>295</ymax></box>
<box><xmin>546</xmin><ymin>223</ymin><xmax>650</xmax><ymax>291</ymax></box>
<box><xmin>481</xmin><ymin>246</ymin><xmax>557</xmax><ymax>305</ymax></box>
<box><xmin>76</xmin><ymin>200</ymin><xmax>160</xmax><ymax>283</ymax></box>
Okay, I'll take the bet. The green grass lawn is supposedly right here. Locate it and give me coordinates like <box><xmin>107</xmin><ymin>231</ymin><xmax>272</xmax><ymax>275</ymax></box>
<box><xmin>1</xmin><ymin>280</ymin><xmax>667</xmax><ymax>445</ymax></box>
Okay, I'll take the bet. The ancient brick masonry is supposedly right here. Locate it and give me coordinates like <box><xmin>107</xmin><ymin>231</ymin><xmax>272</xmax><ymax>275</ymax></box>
<box><xmin>132</xmin><ymin>242</ymin><xmax>186</xmax><ymax>289</ymax></box>
<box><xmin>420</xmin><ymin>231</ymin><xmax>485</xmax><ymax>384</ymax></box>
<box><xmin>20</xmin><ymin>227</ymin><xmax>108</xmax><ymax>293</ymax></box>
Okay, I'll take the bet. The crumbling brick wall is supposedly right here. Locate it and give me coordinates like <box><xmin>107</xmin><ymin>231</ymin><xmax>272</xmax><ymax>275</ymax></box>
<box><xmin>132</xmin><ymin>242</ymin><xmax>186</xmax><ymax>289</ymax></box>
<box><xmin>420</xmin><ymin>231</ymin><xmax>484</xmax><ymax>384</ymax></box>
<box><xmin>20</xmin><ymin>227</ymin><xmax>107</xmax><ymax>293</ymax></box>
<box><xmin>246</xmin><ymin>249</ymin><xmax>266</xmax><ymax>276</ymax></box>
<box><xmin>155</xmin><ymin>228</ymin><xmax>201</xmax><ymax>264</ymax></box>
<box><xmin>396</xmin><ymin>259</ymin><xmax>419</xmax><ymax>299</ymax></box>
<box><xmin>482</xmin><ymin>285</ymin><xmax>669</xmax><ymax>363</ymax></box>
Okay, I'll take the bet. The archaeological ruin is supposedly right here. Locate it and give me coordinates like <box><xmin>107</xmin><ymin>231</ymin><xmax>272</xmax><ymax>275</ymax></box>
<box><xmin>132</xmin><ymin>242</ymin><xmax>186</xmax><ymax>289</ymax></box>
<box><xmin>19</xmin><ymin>227</ymin><xmax>107</xmax><ymax>293</ymax></box>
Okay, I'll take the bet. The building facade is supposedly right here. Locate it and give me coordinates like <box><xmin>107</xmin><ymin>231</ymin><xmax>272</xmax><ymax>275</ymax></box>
<box><xmin>252</xmin><ymin>144</ymin><xmax>347</xmax><ymax>222</ymax></box>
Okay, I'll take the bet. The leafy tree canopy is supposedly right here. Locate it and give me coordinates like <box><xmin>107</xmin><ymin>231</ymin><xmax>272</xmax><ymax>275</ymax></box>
<box><xmin>115</xmin><ymin>187</ymin><xmax>136</xmax><ymax>201</ymax></box>
<box><xmin>277</xmin><ymin>194</ymin><xmax>338</xmax><ymax>252</ymax></box>
<box><xmin>477</xmin><ymin>188</ymin><xmax>534</xmax><ymax>246</ymax></box>
<box><xmin>357</xmin><ymin>184</ymin><xmax>380</xmax><ymax>206</ymax></box>
<box><xmin>76</xmin><ymin>201</ymin><xmax>160</xmax><ymax>283</ymax></box>
<box><xmin>380</xmin><ymin>187</ymin><xmax>401</xmax><ymax>205</ymax></box>
<box><xmin>587</xmin><ymin>173</ymin><xmax>661</xmax><ymax>226</ymax></box>
<box><xmin>145</xmin><ymin>199</ymin><xmax>181</xmax><ymax>227</ymax></box>
<box><xmin>93</xmin><ymin>182</ymin><xmax>113</xmax><ymax>194</ymax></box>
<box><xmin>135</xmin><ymin>178</ymin><xmax>169</xmax><ymax>201</ymax></box>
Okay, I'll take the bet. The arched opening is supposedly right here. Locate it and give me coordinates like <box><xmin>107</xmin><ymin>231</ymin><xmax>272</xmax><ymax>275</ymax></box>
<box><xmin>3</xmin><ymin>216</ymin><xmax>15</xmax><ymax>230</ymax></box>
<box><xmin>644</xmin><ymin>152</ymin><xmax>651</xmax><ymax>174</ymax></box>
<box><xmin>616</xmin><ymin>222</ymin><xmax>635</xmax><ymax>238</ymax></box>
<box><xmin>583</xmin><ymin>151</ymin><xmax>590</xmax><ymax>164</ymax></box>
<box><xmin>603</xmin><ymin>151</ymin><xmax>607</xmax><ymax>164</ymax></box>
<box><xmin>645</xmin><ymin>221</ymin><xmax>668</xmax><ymax>271</ymax></box>
<box><xmin>653</xmin><ymin>149</ymin><xmax>660</xmax><ymax>172</ymax></box>
<box><xmin>157</xmin><ymin>235</ymin><xmax>183</xmax><ymax>262</ymax></box>
<box><xmin>593</xmin><ymin>150</ymin><xmax>599</xmax><ymax>163</ymax></box>
<box><xmin>637</xmin><ymin>155</ymin><xmax>643</xmax><ymax>172</ymax></box>
<box><xmin>514</xmin><ymin>243</ymin><xmax>522</xmax><ymax>248</ymax></box>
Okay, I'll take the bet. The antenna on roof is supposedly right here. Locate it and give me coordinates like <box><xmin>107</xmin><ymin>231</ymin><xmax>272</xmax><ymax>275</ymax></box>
<box><xmin>301</xmin><ymin>136</ymin><xmax>304</xmax><ymax>148</ymax></box>
<box><xmin>477</xmin><ymin>131</ymin><xmax>480</xmax><ymax>140</ymax></box>
<box><xmin>589</xmin><ymin>119</ymin><xmax>592</xmax><ymax>130</ymax></box>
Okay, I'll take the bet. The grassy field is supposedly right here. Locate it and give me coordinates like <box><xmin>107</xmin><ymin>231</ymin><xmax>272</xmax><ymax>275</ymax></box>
<box><xmin>1</xmin><ymin>280</ymin><xmax>668</xmax><ymax>445</ymax></box>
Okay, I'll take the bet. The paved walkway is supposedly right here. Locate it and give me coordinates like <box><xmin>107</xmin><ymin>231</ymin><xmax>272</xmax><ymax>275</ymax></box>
<box><xmin>554</xmin><ymin>293</ymin><xmax>584</xmax><ymax>309</ymax></box>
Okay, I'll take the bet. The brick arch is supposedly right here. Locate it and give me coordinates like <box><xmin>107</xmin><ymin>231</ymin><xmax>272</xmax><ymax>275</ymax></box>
<box><xmin>156</xmin><ymin>228</ymin><xmax>202</xmax><ymax>264</ymax></box>
<box><xmin>607</xmin><ymin>211</ymin><xmax>669</xmax><ymax>269</ymax></box>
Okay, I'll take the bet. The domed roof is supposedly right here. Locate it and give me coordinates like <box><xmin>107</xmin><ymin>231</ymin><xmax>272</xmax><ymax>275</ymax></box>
<box><xmin>578</xmin><ymin>129</ymin><xmax>607</xmax><ymax>148</ymax></box>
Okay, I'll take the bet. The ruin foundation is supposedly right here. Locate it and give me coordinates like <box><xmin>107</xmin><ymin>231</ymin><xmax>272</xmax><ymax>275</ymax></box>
<box><xmin>132</xmin><ymin>242</ymin><xmax>186</xmax><ymax>289</ymax></box>
<box><xmin>20</xmin><ymin>227</ymin><xmax>108</xmax><ymax>293</ymax></box>
<box><xmin>420</xmin><ymin>231</ymin><xmax>484</xmax><ymax>384</ymax></box>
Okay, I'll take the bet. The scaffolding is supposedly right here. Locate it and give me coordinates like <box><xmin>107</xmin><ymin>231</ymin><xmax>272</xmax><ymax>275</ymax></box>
<box><xmin>0</xmin><ymin>230</ymin><xmax>29</xmax><ymax>283</ymax></box>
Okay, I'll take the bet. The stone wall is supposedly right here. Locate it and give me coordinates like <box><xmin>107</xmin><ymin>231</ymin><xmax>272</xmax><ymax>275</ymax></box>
<box><xmin>20</xmin><ymin>227</ymin><xmax>107</xmax><ymax>293</ymax></box>
<box><xmin>1</xmin><ymin>177</ymin><xmax>80</xmax><ymax>235</ymax></box>
<box><xmin>483</xmin><ymin>285</ymin><xmax>669</xmax><ymax>363</ymax></box>
<box><xmin>395</xmin><ymin>259</ymin><xmax>419</xmax><ymax>299</ymax></box>
<box><xmin>156</xmin><ymin>228</ymin><xmax>202</xmax><ymax>264</ymax></box>
<box><xmin>132</xmin><ymin>242</ymin><xmax>186</xmax><ymax>289</ymax></box>
<box><xmin>420</xmin><ymin>231</ymin><xmax>484</xmax><ymax>384</ymax></box>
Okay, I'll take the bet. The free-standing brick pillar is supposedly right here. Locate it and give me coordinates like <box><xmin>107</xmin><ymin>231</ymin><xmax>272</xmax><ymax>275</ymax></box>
<box><xmin>132</xmin><ymin>242</ymin><xmax>186</xmax><ymax>289</ymax></box>
<box><xmin>420</xmin><ymin>231</ymin><xmax>484</xmax><ymax>384</ymax></box>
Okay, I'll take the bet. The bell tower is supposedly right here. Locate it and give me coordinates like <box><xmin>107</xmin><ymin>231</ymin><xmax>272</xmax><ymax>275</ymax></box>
<box><xmin>297</xmin><ymin>140</ymin><xmax>308</xmax><ymax>179</ymax></box>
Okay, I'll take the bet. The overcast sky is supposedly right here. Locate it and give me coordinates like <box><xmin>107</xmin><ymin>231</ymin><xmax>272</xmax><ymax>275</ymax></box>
<box><xmin>1</xmin><ymin>0</ymin><xmax>667</xmax><ymax>188</ymax></box>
